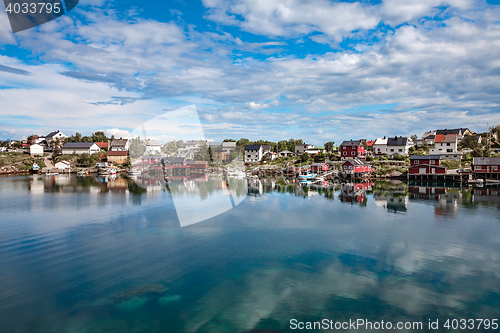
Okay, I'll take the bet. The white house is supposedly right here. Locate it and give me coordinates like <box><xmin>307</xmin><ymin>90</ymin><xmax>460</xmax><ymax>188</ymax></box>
<box><xmin>373</xmin><ymin>137</ymin><xmax>388</xmax><ymax>155</ymax></box>
<box><xmin>295</xmin><ymin>144</ymin><xmax>314</xmax><ymax>155</ymax></box>
<box><xmin>386</xmin><ymin>136</ymin><xmax>413</xmax><ymax>157</ymax></box>
<box><xmin>54</xmin><ymin>161</ymin><xmax>71</xmax><ymax>170</ymax></box>
<box><xmin>221</xmin><ymin>142</ymin><xmax>237</xmax><ymax>153</ymax></box>
<box><xmin>430</xmin><ymin>134</ymin><xmax>462</xmax><ymax>160</ymax></box>
<box><xmin>62</xmin><ymin>143</ymin><xmax>101</xmax><ymax>155</ymax></box>
<box><xmin>110</xmin><ymin>138</ymin><xmax>129</xmax><ymax>151</ymax></box>
<box><xmin>278</xmin><ymin>150</ymin><xmax>295</xmax><ymax>157</ymax></box>
<box><xmin>244</xmin><ymin>145</ymin><xmax>263</xmax><ymax>163</ymax></box>
<box><xmin>45</xmin><ymin>130</ymin><xmax>67</xmax><ymax>144</ymax></box>
<box><xmin>29</xmin><ymin>144</ymin><xmax>44</xmax><ymax>157</ymax></box>
<box><xmin>143</xmin><ymin>139</ymin><xmax>162</xmax><ymax>154</ymax></box>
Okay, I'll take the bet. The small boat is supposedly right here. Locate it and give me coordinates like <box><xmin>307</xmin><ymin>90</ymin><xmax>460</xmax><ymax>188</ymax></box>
<box><xmin>77</xmin><ymin>170</ymin><xmax>89</xmax><ymax>177</ymax></box>
<box><xmin>298</xmin><ymin>171</ymin><xmax>317</xmax><ymax>180</ymax></box>
<box><xmin>98</xmin><ymin>169</ymin><xmax>109</xmax><ymax>176</ymax></box>
<box><xmin>32</xmin><ymin>163</ymin><xmax>40</xmax><ymax>171</ymax></box>
<box><xmin>109</xmin><ymin>168</ymin><xmax>117</xmax><ymax>175</ymax></box>
<box><xmin>128</xmin><ymin>169</ymin><xmax>141</xmax><ymax>176</ymax></box>
<box><xmin>45</xmin><ymin>172</ymin><xmax>59</xmax><ymax>176</ymax></box>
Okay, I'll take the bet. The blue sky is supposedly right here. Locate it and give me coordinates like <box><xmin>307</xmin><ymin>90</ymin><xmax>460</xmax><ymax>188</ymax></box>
<box><xmin>1</xmin><ymin>0</ymin><xmax>500</xmax><ymax>144</ymax></box>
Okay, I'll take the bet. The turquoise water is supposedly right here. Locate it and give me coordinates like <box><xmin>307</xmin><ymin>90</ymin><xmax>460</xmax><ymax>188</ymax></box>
<box><xmin>0</xmin><ymin>175</ymin><xmax>500</xmax><ymax>332</ymax></box>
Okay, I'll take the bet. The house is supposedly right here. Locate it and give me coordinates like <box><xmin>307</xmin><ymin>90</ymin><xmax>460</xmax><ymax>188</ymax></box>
<box><xmin>244</xmin><ymin>145</ymin><xmax>263</xmax><ymax>163</ymax></box>
<box><xmin>209</xmin><ymin>141</ymin><xmax>222</xmax><ymax>148</ymax></box>
<box><xmin>162</xmin><ymin>157</ymin><xmax>187</xmax><ymax>167</ymax></box>
<box><xmin>340</xmin><ymin>140</ymin><xmax>365</xmax><ymax>160</ymax></box>
<box><xmin>54</xmin><ymin>161</ymin><xmax>71</xmax><ymax>170</ymax></box>
<box><xmin>386</xmin><ymin>136</ymin><xmax>413</xmax><ymax>157</ymax></box>
<box><xmin>221</xmin><ymin>142</ymin><xmax>237</xmax><ymax>153</ymax></box>
<box><xmin>373</xmin><ymin>137</ymin><xmax>388</xmax><ymax>155</ymax></box>
<box><xmin>110</xmin><ymin>138</ymin><xmax>129</xmax><ymax>151</ymax></box>
<box><xmin>185</xmin><ymin>140</ymin><xmax>208</xmax><ymax>149</ymax></box>
<box><xmin>142</xmin><ymin>155</ymin><xmax>162</xmax><ymax>165</ymax></box>
<box><xmin>278</xmin><ymin>150</ymin><xmax>295</xmax><ymax>157</ymax></box>
<box><xmin>262</xmin><ymin>145</ymin><xmax>272</xmax><ymax>155</ymax></box>
<box><xmin>262</xmin><ymin>152</ymin><xmax>276</xmax><ymax>162</ymax></box>
<box><xmin>430</xmin><ymin>134</ymin><xmax>462</xmax><ymax>160</ymax></box>
<box><xmin>212</xmin><ymin>148</ymin><xmax>228</xmax><ymax>161</ymax></box>
<box><xmin>143</xmin><ymin>139</ymin><xmax>162</xmax><ymax>154</ymax></box>
<box><xmin>305</xmin><ymin>146</ymin><xmax>326</xmax><ymax>155</ymax></box>
<box><xmin>295</xmin><ymin>144</ymin><xmax>315</xmax><ymax>155</ymax></box>
<box><xmin>366</xmin><ymin>140</ymin><xmax>375</xmax><ymax>149</ymax></box>
<box><xmin>61</xmin><ymin>142</ymin><xmax>101</xmax><ymax>155</ymax></box>
<box><xmin>472</xmin><ymin>157</ymin><xmax>500</xmax><ymax>179</ymax></box>
<box><xmin>435</xmin><ymin>128</ymin><xmax>471</xmax><ymax>142</ymax></box>
<box><xmin>311</xmin><ymin>162</ymin><xmax>329</xmax><ymax>172</ymax></box>
<box><xmin>29</xmin><ymin>144</ymin><xmax>44</xmax><ymax>157</ymax></box>
<box><xmin>342</xmin><ymin>158</ymin><xmax>372</xmax><ymax>175</ymax></box>
<box><xmin>107</xmin><ymin>151</ymin><xmax>128</xmax><ymax>164</ymax></box>
<box><xmin>46</xmin><ymin>130</ymin><xmax>67</xmax><ymax>144</ymax></box>
<box><xmin>408</xmin><ymin>155</ymin><xmax>447</xmax><ymax>175</ymax></box>
<box><xmin>95</xmin><ymin>141</ymin><xmax>109</xmax><ymax>150</ymax></box>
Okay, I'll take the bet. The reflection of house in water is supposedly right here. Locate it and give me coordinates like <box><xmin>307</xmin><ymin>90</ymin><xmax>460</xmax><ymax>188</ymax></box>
<box><xmin>471</xmin><ymin>186</ymin><xmax>500</xmax><ymax>205</ymax></box>
<box><xmin>340</xmin><ymin>182</ymin><xmax>372</xmax><ymax>204</ymax></box>
<box><xmin>409</xmin><ymin>185</ymin><xmax>461</xmax><ymax>217</ymax></box>
<box><xmin>374</xmin><ymin>193</ymin><xmax>408</xmax><ymax>212</ymax></box>
<box><xmin>247</xmin><ymin>179</ymin><xmax>263</xmax><ymax>196</ymax></box>
<box><xmin>108</xmin><ymin>178</ymin><xmax>129</xmax><ymax>194</ymax></box>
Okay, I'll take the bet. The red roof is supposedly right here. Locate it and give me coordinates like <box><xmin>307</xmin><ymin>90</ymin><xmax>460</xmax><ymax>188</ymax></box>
<box><xmin>107</xmin><ymin>151</ymin><xmax>127</xmax><ymax>156</ymax></box>
<box><xmin>96</xmin><ymin>141</ymin><xmax>109</xmax><ymax>149</ymax></box>
<box><xmin>434</xmin><ymin>134</ymin><xmax>446</xmax><ymax>143</ymax></box>
<box><xmin>366</xmin><ymin>140</ymin><xmax>375</xmax><ymax>147</ymax></box>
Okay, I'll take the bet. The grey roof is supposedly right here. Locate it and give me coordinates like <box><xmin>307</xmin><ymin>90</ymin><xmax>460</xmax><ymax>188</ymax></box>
<box><xmin>341</xmin><ymin>140</ymin><xmax>361</xmax><ymax>146</ymax></box>
<box><xmin>245</xmin><ymin>145</ymin><xmax>261</xmax><ymax>150</ymax></box>
<box><xmin>46</xmin><ymin>130</ymin><xmax>61</xmax><ymax>138</ymax></box>
<box><xmin>162</xmin><ymin>157</ymin><xmax>186</xmax><ymax>164</ymax></box>
<box><xmin>209</xmin><ymin>141</ymin><xmax>222</xmax><ymax>146</ymax></box>
<box><xmin>62</xmin><ymin>142</ymin><xmax>95</xmax><ymax>149</ymax></box>
<box><xmin>311</xmin><ymin>162</ymin><xmax>328</xmax><ymax>166</ymax></box>
<box><xmin>387</xmin><ymin>137</ymin><xmax>409</xmax><ymax>146</ymax></box>
<box><xmin>426</xmin><ymin>135</ymin><xmax>435</xmax><ymax>139</ymax></box>
<box><xmin>262</xmin><ymin>145</ymin><xmax>271</xmax><ymax>150</ymax></box>
<box><xmin>111</xmin><ymin>139</ymin><xmax>128</xmax><ymax>147</ymax></box>
<box><xmin>222</xmin><ymin>142</ymin><xmax>237</xmax><ymax>148</ymax></box>
<box><xmin>473</xmin><ymin>157</ymin><xmax>500</xmax><ymax>166</ymax></box>
<box><xmin>436</xmin><ymin>128</ymin><xmax>468</xmax><ymax>135</ymax></box>
<box><xmin>343</xmin><ymin>158</ymin><xmax>369</xmax><ymax>166</ymax></box>
<box><xmin>279</xmin><ymin>150</ymin><xmax>294</xmax><ymax>154</ymax></box>
<box><xmin>143</xmin><ymin>139</ymin><xmax>160</xmax><ymax>146</ymax></box>
<box><xmin>410</xmin><ymin>155</ymin><xmax>441</xmax><ymax>160</ymax></box>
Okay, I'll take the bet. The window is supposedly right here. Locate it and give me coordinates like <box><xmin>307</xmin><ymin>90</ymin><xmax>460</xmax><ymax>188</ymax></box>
<box><xmin>447</xmin><ymin>149</ymin><xmax>453</xmax><ymax>152</ymax></box>
<box><xmin>398</xmin><ymin>149</ymin><xmax>402</xmax><ymax>152</ymax></box>
<box><xmin>475</xmin><ymin>166</ymin><xmax>481</xmax><ymax>170</ymax></box>
<box><xmin>351</xmin><ymin>151</ymin><xmax>355</xmax><ymax>155</ymax></box>
<box><xmin>390</xmin><ymin>149</ymin><xmax>394</xmax><ymax>152</ymax></box>
<box><xmin>415</xmin><ymin>160</ymin><xmax>419</xmax><ymax>164</ymax></box>
<box><xmin>430</xmin><ymin>160</ymin><xmax>435</xmax><ymax>164</ymax></box>
<box><xmin>349</xmin><ymin>166</ymin><xmax>352</xmax><ymax>170</ymax></box>
<box><xmin>447</xmin><ymin>143</ymin><xmax>450</xmax><ymax>146</ymax></box>
<box><xmin>493</xmin><ymin>166</ymin><xmax>498</xmax><ymax>171</ymax></box>
<box><xmin>343</xmin><ymin>151</ymin><xmax>347</xmax><ymax>155</ymax></box>
<box><xmin>344</xmin><ymin>166</ymin><xmax>347</xmax><ymax>169</ymax></box>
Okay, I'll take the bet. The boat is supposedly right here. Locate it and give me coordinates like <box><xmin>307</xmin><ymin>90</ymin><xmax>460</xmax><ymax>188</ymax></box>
<box><xmin>98</xmin><ymin>168</ymin><xmax>109</xmax><ymax>176</ymax></box>
<box><xmin>32</xmin><ymin>163</ymin><xmax>40</xmax><ymax>171</ymax></box>
<box><xmin>298</xmin><ymin>171</ymin><xmax>317</xmax><ymax>180</ymax></box>
<box><xmin>109</xmin><ymin>168</ymin><xmax>117</xmax><ymax>175</ymax></box>
<box><xmin>44</xmin><ymin>172</ymin><xmax>59</xmax><ymax>176</ymax></box>
<box><xmin>77</xmin><ymin>170</ymin><xmax>89</xmax><ymax>177</ymax></box>
<box><xmin>128</xmin><ymin>169</ymin><xmax>141</xmax><ymax>177</ymax></box>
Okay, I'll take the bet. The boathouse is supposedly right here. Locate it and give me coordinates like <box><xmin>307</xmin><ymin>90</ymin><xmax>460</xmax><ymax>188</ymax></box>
<box><xmin>342</xmin><ymin>158</ymin><xmax>371</xmax><ymax>175</ymax></box>
<box><xmin>408</xmin><ymin>155</ymin><xmax>447</xmax><ymax>175</ymax></box>
<box><xmin>311</xmin><ymin>162</ymin><xmax>329</xmax><ymax>172</ymax></box>
<box><xmin>472</xmin><ymin>157</ymin><xmax>500</xmax><ymax>179</ymax></box>
<box><xmin>340</xmin><ymin>140</ymin><xmax>365</xmax><ymax>160</ymax></box>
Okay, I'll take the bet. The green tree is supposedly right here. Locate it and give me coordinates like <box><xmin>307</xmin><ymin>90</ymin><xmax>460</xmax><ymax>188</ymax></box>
<box><xmin>313</xmin><ymin>151</ymin><xmax>327</xmax><ymax>163</ymax></box>
<box><xmin>299</xmin><ymin>152</ymin><xmax>310</xmax><ymax>163</ymax></box>
<box><xmin>324</xmin><ymin>141</ymin><xmax>335</xmax><ymax>152</ymax></box>
<box><xmin>129</xmin><ymin>137</ymin><xmax>146</xmax><ymax>159</ymax></box>
<box><xmin>92</xmin><ymin>131</ymin><xmax>108</xmax><ymax>142</ymax></box>
<box><xmin>411</xmin><ymin>134</ymin><xmax>418</xmax><ymax>141</ymax></box>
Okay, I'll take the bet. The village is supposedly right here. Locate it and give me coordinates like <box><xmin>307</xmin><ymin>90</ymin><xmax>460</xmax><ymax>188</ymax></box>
<box><xmin>1</xmin><ymin>126</ymin><xmax>500</xmax><ymax>186</ymax></box>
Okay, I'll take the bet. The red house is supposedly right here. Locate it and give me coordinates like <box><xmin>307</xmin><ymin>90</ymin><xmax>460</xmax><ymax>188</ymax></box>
<box><xmin>142</xmin><ymin>155</ymin><xmax>162</xmax><ymax>165</ymax></box>
<box><xmin>311</xmin><ymin>162</ymin><xmax>329</xmax><ymax>172</ymax></box>
<box><xmin>95</xmin><ymin>141</ymin><xmax>109</xmax><ymax>150</ymax></box>
<box><xmin>408</xmin><ymin>155</ymin><xmax>446</xmax><ymax>175</ymax></box>
<box><xmin>473</xmin><ymin>157</ymin><xmax>500</xmax><ymax>179</ymax></box>
<box><xmin>342</xmin><ymin>158</ymin><xmax>372</xmax><ymax>175</ymax></box>
<box><xmin>340</xmin><ymin>140</ymin><xmax>365</xmax><ymax>160</ymax></box>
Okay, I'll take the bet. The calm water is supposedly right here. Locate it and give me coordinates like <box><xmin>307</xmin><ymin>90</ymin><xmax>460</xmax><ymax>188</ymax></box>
<box><xmin>1</xmin><ymin>175</ymin><xmax>500</xmax><ymax>333</ymax></box>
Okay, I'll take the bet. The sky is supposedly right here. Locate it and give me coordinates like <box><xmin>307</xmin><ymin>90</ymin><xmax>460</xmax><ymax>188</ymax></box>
<box><xmin>0</xmin><ymin>0</ymin><xmax>500</xmax><ymax>145</ymax></box>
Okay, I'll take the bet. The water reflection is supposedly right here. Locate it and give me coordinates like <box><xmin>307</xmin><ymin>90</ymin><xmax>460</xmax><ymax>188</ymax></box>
<box><xmin>1</xmin><ymin>175</ymin><xmax>500</xmax><ymax>332</ymax></box>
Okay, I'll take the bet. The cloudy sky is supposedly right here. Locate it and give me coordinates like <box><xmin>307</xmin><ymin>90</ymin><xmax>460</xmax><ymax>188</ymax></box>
<box><xmin>1</xmin><ymin>0</ymin><xmax>500</xmax><ymax>144</ymax></box>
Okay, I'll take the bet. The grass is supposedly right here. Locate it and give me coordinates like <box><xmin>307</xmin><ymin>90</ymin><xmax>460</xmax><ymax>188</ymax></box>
<box><xmin>0</xmin><ymin>152</ymin><xmax>46</xmax><ymax>169</ymax></box>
